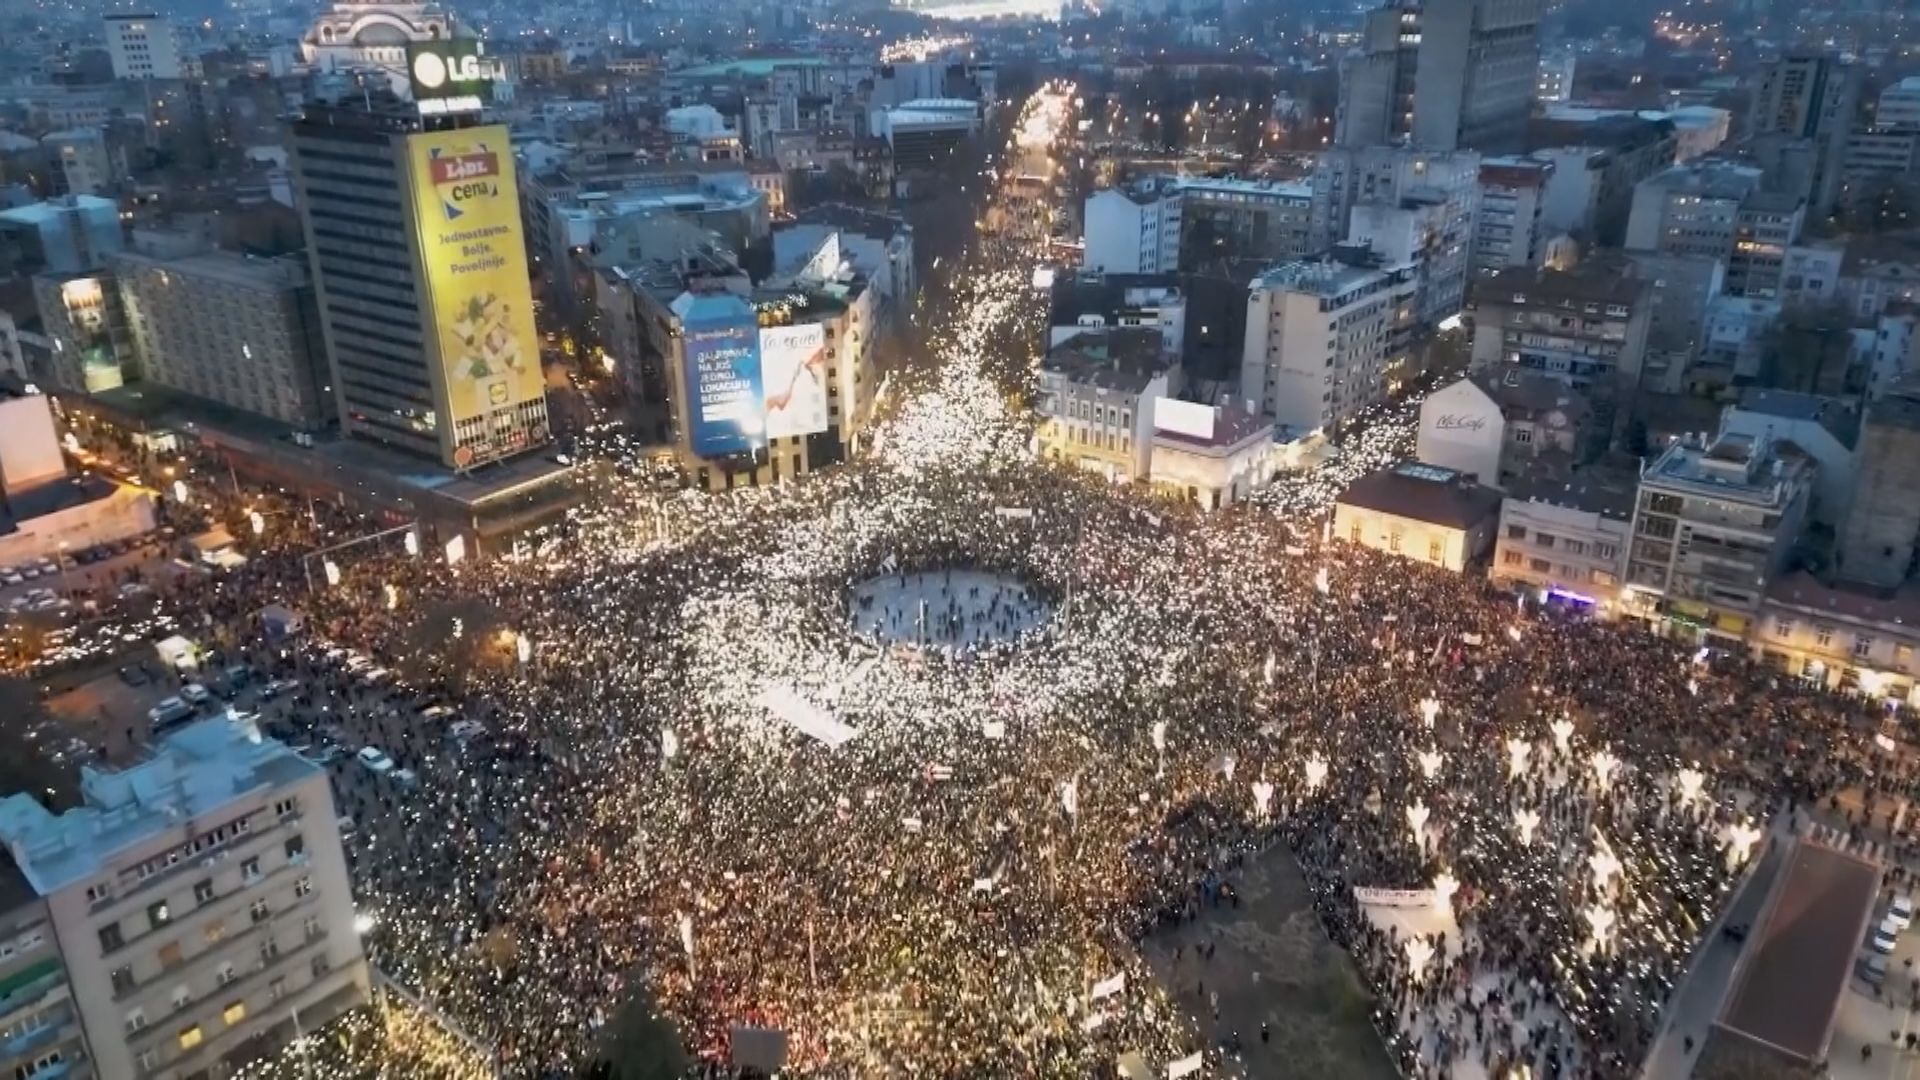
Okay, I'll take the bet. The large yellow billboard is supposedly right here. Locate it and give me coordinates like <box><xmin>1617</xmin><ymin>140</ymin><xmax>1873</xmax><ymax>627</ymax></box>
<box><xmin>406</xmin><ymin>125</ymin><xmax>547</xmax><ymax>468</ymax></box>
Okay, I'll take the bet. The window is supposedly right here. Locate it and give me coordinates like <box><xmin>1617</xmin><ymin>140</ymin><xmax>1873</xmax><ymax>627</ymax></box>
<box><xmin>1502</xmin><ymin>550</ymin><xmax>1523</xmax><ymax>567</ymax></box>
<box><xmin>1512</xmin><ymin>427</ymin><xmax>1533</xmax><ymax>444</ymax></box>
<box><xmin>1563</xmin><ymin>540</ymin><xmax>1586</xmax><ymax>556</ymax></box>
<box><xmin>1816</xmin><ymin>625</ymin><xmax>1834</xmax><ymax>648</ymax></box>
<box><xmin>222</xmin><ymin>1001</ymin><xmax>246</xmax><ymax>1026</ymax></box>
<box><xmin>268</xmin><ymin>977</ymin><xmax>286</xmax><ymax>1002</ymax></box>
<box><xmin>14</xmin><ymin>1051</ymin><xmax>61</xmax><ymax>1078</ymax></box>
<box><xmin>1349</xmin><ymin>520</ymin><xmax>1361</xmax><ymax>543</ymax></box>
<box><xmin>1773</xmin><ymin>616</ymin><xmax>1795</xmax><ymax>639</ymax></box>
<box><xmin>285</xmin><ymin>835</ymin><xmax>306</xmax><ymax>861</ymax></box>
<box><xmin>1529</xmin><ymin>558</ymin><xmax>1551</xmax><ymax>573</ymax></box>
<box><xmin>178</xmin><ymin>1024</ymin><xmax>203</xmax><ymax>1050</ymax></box>
<box><xmin>112</xmin><ymin>966</ymin><xmax>135</xmax><ymax>995</ymax></box>
<box><xmin>137</xmin><ymin>1049</ymin><xmax>160</xmax><ymax>1071</ymax></box>
<box><xmin>258</xmin><ymin>938</ymin><xmax>280</xmax><ymax>963</ymax></box>
<box><xmin>98</xmin><ymin>924</ymin><xmax>123</xmax><ymax>952</ymax></box>
<box><xmin>273</xmin><ymin>798</ymin><xmax>298</xmax><ymax>817</ymax></box>
<box><xmin>205</xmin><ymin>920</ymin><xmax>227</xmax><ymax>944</ymax></box>
<box><xmin>170</xmin><ymin>984</ymin><xmax>190</xmax><ymax>1010</ymax></box>
<box><xmin>125</xmin><ymin>1007</ymin><xmax>147</xmax><ymax>1033</ymax></box>
<box><xmin>217</xmin><ymin>961</ymin><xmax>236</xmax><ymax>986</ymax></box>
<box><xmin>194</xmin><ymin>879</ymin><xmax>215</xmax><ymax>904</ymax></box>
<box><xmin>241</xmin><ymin>857</ymin><xmax>261</xmax><ymax>883</ymax></box>
<box><xmin>295</xmin><ymin>877</ymin><xmax>313</xmax><ymax>899</ymax></box>
<box><xmin>158</xmin><ymin>941</ymin><xmax>183</xmax><ymax>969</ymax></box>
<box><xmin>249</xmin><ymin>899</ymin><xmax>270</xmax><ymax>924</ymax></box>
<box><xmin>1428</xmin><ymin>538</ymin><xmax>1443</xmax><ymax>563</ymax></box>
<box><xmin>1595</xmin><ymin>543</ymin><xmax>1617</xmax><ymax>560</ymax></box>
<box><xmin>1506</xmin><ymin>525</ymin><xmax>1526</xmax><ymax>540</ymax></box>
<box><xmin>1535</xmin><ymin>534</ymin><xmax>1556</xmax><ymax>549</ymax></box>
<box><xmin>304</xmin><ymin>915</ymin><xmax>322</xmax><ymax>941</ymax></box>
<box><xmin>1388</xmin><ymin>529</ymin><xmax>1403</xmax><ymax>553</ymax></box>
<box><xmin>311</xmin><ymin>954</ymin><xmax>330</xmax><ymax>979</ymax></box>
<box><xmin>86</xmin><ymin>882</ymin><xmax>113</xmax><ymax>905</ymax></box>
<box><xmin>1899</xmin><ymin>644</ymin><xmax>1914</xmax><ymax>669</ymax></box>
<box><xmin>1855</xmin><ymin>635</ymin><xmax>1875</xmax><ymax>659</ymax></box>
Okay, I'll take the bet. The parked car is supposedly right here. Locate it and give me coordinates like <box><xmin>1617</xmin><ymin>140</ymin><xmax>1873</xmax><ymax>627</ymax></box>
<box><xmin>1863</xmin><ymin>953</ymin><xmax>1890</xmax><ymax>986</ymax></box>
<box><xmin>148</xmin><ymin>697</ymin><xmax>195</xmax><ymax>729</ymax></box>
<box><xmin>117</xmin><ymin>665</ymin><xmax>149</xmax><ymax>686</ymax></box>
<box><xmin>389</xmin><ymin>768</ymin><xmax>418</xmax><ymax>789</ymax></box>
<box><xmin>180</xmin><ymin>683</ymin><xmax>212</xmax><ymax>706</ymax></box>
<box><xmin>1873</xmin><ymin>917</ymin><xmax>1902</xmax><ymax>954</ymax></box>
<box><xmin>356</xmin><ymin>746</ymin><xmax>395</xmax><ymax>774</ymax></box>
<box><xmin>1891</xmin><ymin>895</ymin><xmax>1914</xmax><ymax>932</ymax></box>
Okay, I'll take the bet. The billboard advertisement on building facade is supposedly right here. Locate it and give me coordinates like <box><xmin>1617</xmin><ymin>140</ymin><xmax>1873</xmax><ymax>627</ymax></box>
<box><xmin>406</xmin><ymin>126</ymin><xmax>547</xmax><ymax>468</ymax></box>
<box><xmin>759</xmin><ymin>324</ymin><xmax>829</xmax><ymax>439</ymax></box>
<box><xmin>684</xmin><ymin>311</ymin><xmax>765</xmax><ymax>457</ymax></box>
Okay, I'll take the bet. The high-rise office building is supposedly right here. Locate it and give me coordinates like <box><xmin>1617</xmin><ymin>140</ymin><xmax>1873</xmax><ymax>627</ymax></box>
<box><xmin>1748</xmin><ymin>52</ymin><xmax>1861</xmax><ymax>219</ymax></box>
<box><xmin>1335</xmin><ymin>0</ymin><xmax>1541</xmax><ymax>153</ymax></box>
<box><xmin>291</xmin><ymin>94</ymin><xmax>550</xmax><ymax>468</ymax></box>
<box><xmin>102</xmin><ymin>14</ymin><xmax>193</xmax><ymax>80</ymax></box>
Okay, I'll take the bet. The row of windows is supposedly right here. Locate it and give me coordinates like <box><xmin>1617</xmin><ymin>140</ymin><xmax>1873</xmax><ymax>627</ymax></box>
<box><xmin>97</xmin><ymin>811</ymin><xmax>256</xmax><ymax>902</ymax></box>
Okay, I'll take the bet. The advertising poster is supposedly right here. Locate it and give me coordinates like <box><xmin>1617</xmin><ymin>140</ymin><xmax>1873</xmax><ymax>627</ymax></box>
<box><xmin>684</xmin><ymin>310</ymin><xmax>765</xmax><ymax>456</ymax></box>
<box><xmin>759</xmin><ymin>324</ymin><xmax>829</xmax><ymax>439</ymax></box>
<box><xmin>406</xmin><ymin>126</ymin><xmax>546</xmax><ymax>466</ymax></box>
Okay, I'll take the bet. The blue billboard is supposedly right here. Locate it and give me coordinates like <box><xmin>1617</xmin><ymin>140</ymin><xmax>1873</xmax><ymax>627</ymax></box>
<box><xmin>682</xmin><ymin>297</ymin><xmax>765</xmax><ymax>458</ymax></box>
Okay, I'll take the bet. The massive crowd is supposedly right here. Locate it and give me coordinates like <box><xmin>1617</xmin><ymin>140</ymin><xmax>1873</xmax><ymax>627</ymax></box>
<box><xmin>34</xmin><ymin>86</ymin><xmax>1897</xmax><ymax>1080</ymax></box>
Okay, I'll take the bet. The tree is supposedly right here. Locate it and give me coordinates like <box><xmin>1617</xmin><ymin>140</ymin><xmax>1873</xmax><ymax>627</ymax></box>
<box><xmin>591</xmin><ymin>985</ymin><xmax>689</xmax><ymax>1080</ymax></box>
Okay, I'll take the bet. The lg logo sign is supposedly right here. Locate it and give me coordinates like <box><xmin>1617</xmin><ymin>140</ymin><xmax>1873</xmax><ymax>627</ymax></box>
<box><xmin>412</xmin><ymin>48</ymin><xmax>494</xmax><ymax>90</ymax></box>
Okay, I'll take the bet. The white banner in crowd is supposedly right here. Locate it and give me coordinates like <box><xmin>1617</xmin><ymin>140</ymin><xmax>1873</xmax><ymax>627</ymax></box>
<box><xmin>1353</xmin><ymin>886</ymin><xmax>1437</xmax><ymax>908</ymax></box>
<box><xmin>1090</xmin><ymin>972</ymin><xmax>1125</xmax><ymax>1000</ymax></box>
<box><xmin>994</xmin><ymin>507</ymin><xmax>1035</xmax><ymax>520</ymax></box>
<box><xmin>982</xmin><ymin>719</ymin><xmax>1007</xmax><ymax>740</ymax></box>
<box><xmin>1168</xmin><ymin>1051</ymin><xmax>1204</xmax><ymax>1079</ymax></box>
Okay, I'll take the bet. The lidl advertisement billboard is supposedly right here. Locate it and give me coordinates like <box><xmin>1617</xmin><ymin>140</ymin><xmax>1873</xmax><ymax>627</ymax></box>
<box><xmin>406</xmin><ymin>126</ymin><xmax>547</xmax><ymax>467</ymax></box>
<box><xmin>684</xmin><ymin>310</ymin><xmax>765</xmax><ymax>457</ymax></box>
<box><xmin>759</xmin><ymin>324</ymin><xmax>829</xmax><ymax>439</ymax></box>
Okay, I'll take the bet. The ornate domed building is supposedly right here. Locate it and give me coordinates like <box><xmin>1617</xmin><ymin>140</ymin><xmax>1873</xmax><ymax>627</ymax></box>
<box><xmin>301</xmin><ymin>0</ymin><xmax>471</xmax><ymax>93</ymax></box>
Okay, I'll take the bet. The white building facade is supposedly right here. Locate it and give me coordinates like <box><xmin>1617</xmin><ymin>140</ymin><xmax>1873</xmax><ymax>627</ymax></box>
<box><xmin>0</xmin><ymin>717</ymin><xmax>371</xmax><ymax>1080</ymax></box>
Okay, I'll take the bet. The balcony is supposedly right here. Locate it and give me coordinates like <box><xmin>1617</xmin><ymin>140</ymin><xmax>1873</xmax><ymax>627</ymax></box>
<box><xmin>0</xmin><ymin>958</ymin><xmax>64</xmax><ymax>1020</ymax></box>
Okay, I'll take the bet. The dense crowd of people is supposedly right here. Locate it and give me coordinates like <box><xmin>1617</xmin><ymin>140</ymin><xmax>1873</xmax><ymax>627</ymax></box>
<box><xmin>21</xmin><ymin>85</ymin><xmax>1900</xmax><ymax>1080</ymax></box>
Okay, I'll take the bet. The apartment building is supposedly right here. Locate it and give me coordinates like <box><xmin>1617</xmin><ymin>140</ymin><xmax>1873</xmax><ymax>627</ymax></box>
<box><xmin>0</xmin><ymin>865</ymin><xmax>90</xmax><ymax>1080</ymax></box>
<box><xmin>1491</xmin><ymin>468</ymin><xmax>1636</xmax><ymax>613</ymax></box>
<box><xmin>1334</xmin><ymin>0</ymin><xmax>1542</xmax><ymax>153</ymax></box>
<box><xmin>1240</xmin><ymin>250</ymin><xmax>1417</xmax><ymax>436</ymax></box>
<box><xmin>1474</xmin><ymin>157</ymin><xmax>1557</xmax><ymax>274</ymax></box>
<box><xmin>110</xmin><ymin>250</ymin><xmax>334</xmax><ymax>430</ymax></box>
<box><xmin>1082</xmin><ymin>184</ymin><xmax>1182</xmax><ymax>274</ymax></box>
<box><xmin>1749</xmin><ymin>52</ymin><xmax>1861</xmax><ymax>218</ymax></box>
<box><xmin>1621</xmin><ymin>431</ymin><xmax>1814</xmax><ymax>645</ymax></box>
<box><xmin>0</xmin><ymin>716</ymin><xmax>370</xmax><ymax>1080</ymax></box>
<box><xmin>1756</xmin><ymin>573</ymin><xmax>1920</xmax><ymax>702</ymax></box>
<box><xmin>1037</xmin><ymin>327</ymin><xmax>1175</xmax><ymax>483</ymax></box>
<box><xmin>1467</xmin><ymin>265</ymin><xmax>1651</xmax><ymax>399</ymax></box>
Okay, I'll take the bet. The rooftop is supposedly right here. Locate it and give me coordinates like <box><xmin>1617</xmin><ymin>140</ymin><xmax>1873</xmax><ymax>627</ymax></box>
<box><xmin>1733</xmin><ymin>388</ymin><xmax>1861</xmax><ymax>450</ymax></box>
<box><xmin>1504</xmin><ymin>464</ymin><xmax>1638</xmax><ymax>520</ymax></box>
<box><xmin>1711</xmin><ymin>839</ymin><xmax>1878</xmax><ymax>1067</ymax></box>
<box><xmin>1476</xmin><ymin>265</ymin><xmax>1647</xmax><ymax>309</ymax></box>
<box><xmin>1768</xmin><ymin>571</ymin><xmax>1920</xmax><ymax>628</ymax></box>
<box><xmin>1043</xmin><ymin>327</ymin><xmax>1172</xmax><ymax>393</ymax></box>
<box><xmin>1153</xmin><ymin>402</ymin><xmax>1272</xmax><ymax>452</ymax></box>
<box><xmin>0</xmin><ymin>715</ymin><xmax>319</xmax><ymax>897</ymax></box>
<box><xmin>1640</xmin><ymin>160</ymin><xmax>1764</xmax><ymax>201</ymax></box>
<box><xmin>110</xmin><ymin>249</ymin><xmax>308</xmax><ymax>291</ymax></box>
<box><xmin>1642</xmin><ymin>432</ymin><xmax>1808</xmax><ymax>502</ymax></box>
<box><xmin>1470</xmin><ymin>367</ymin><xmax>1593</xmax><ymax>425</ymax></box>
<box><xmin>1253</xmin><ymin>254</ymin><xmax>1405</xmax><ymax>299</ymax></box>
<box><xmin>1337</xmin><ymin>461</ymin><xmax>1504</xmax><ymax>530</ymax></box>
